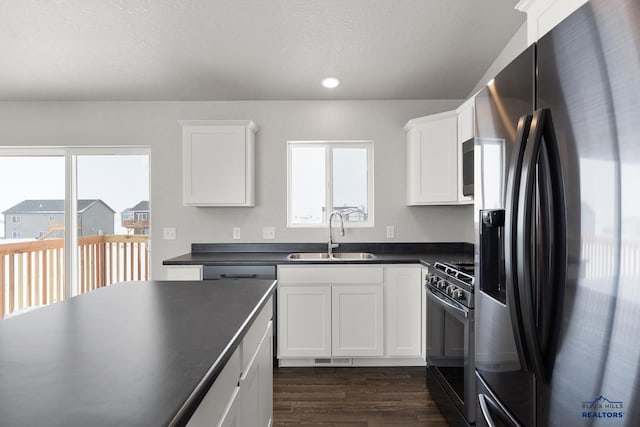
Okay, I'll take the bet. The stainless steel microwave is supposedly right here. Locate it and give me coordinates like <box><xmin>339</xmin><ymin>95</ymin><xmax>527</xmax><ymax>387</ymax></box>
<box><xmin>462</xmin><ymin>138</ymin><xmax>474</xmax><ymax>196</ymax></box>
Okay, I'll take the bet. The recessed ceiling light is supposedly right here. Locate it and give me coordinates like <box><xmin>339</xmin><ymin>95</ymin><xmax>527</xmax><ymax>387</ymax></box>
<box><xmin>321</xmin><ymin>77</ymin><xmax>340</xmax><ymax>89</ymax></box>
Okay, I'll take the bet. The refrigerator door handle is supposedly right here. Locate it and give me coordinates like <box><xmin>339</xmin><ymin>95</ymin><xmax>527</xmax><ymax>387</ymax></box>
<box><xmin>504</xmin><ymin>114</ymin><xmax>533</xmax><ymax>370</ymax></box>
<box><xmin>478</xmin><ymin>393</ymin><xmax>521</xmax><ymax>427</ymax></box>
<box><xmin>516</xmin><ymin>108</ymin><xmax>567</xmax><ymax>382</ymax></box>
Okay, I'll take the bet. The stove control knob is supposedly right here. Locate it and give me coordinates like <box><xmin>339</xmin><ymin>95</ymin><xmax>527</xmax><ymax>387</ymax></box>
<box><xmin>437</xmin><ymin>279</ymin><xmax>448</xmax><ymax>289</ymax></box>
<box><xmin>453</xmin><ymin>289</ymin><xmax>465</xmax><ymax>300</ymax></box>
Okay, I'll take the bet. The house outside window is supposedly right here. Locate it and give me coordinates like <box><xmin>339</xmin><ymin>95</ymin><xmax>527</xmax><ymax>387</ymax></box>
<box><xmin>11</xmin><ymin>215</ymin><xmax>20</xmax><ymax>224</ymax></box>
<box><xmin>287</xmin><ymin>141</ymin><xmax>374</xmax><ymax>227</ymax></box>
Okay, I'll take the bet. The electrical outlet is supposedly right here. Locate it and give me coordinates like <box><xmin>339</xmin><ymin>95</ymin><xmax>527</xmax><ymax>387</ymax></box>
<box><xmin>386</xmin><ymin>225</ymin><xmax>395</xmax><ymax>239</ymax></box>
<box><xmin>163</xmin><ymin>227</ymin><xmax>177</xmax><ymax>240</ymax></box>
<box><xmin>233</xmin><ymin>227</ymin><xmax>241</xmax><ymax>240</ymax></box>
<box><xmin>263</xmin><ymin>226</ymin><xmax>275</xmax><ymax>240</ymax></box>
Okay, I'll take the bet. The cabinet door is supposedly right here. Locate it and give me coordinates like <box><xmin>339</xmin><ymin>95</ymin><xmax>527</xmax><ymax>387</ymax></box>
<box><xmin>165</xmin><ymin>266</ymin><xmax>202</xmax><ymax>281</ymax></box>
<box><xmin>238</xmin><ymin>339</ymin><xmax>260</xmax><ymax>427</ymax></box>
<box><xmin>332</xmin><ymin>285</ymin><xmax>384</xmax><ymax>357</ymax></box>
<box><xmin>278</xmin><ymin>286</ymin><xmax>331</xmax><ymax>358</ymax></box>
<box><xmin>257</xmin><ymin>323</ymin><xmax>273</xmax><ymax>427</ymax></box>
<box><xmin>406</xmin><ymin>112</ymin><xmax>458</xmax><ymax>205</ymax></box>
<box><xmin>181</xmin><ymin>120</ymin><xmax>255</xmax><ymax>206</ymax></box>
<box><xmin>384</xmin><ymin>267</ymin><xmax>422</xmax><ymax>357</ymax></box>
<box><xmin>219</xmin><ymin>387</ymin><xmax>241</xmax><ymax>427</ymax></box>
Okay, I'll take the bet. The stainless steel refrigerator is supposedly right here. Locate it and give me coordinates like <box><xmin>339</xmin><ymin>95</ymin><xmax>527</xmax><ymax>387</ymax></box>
<box><xmin>474</xmin><ymin>0</ymin><xmax>640</xmax><ymax>425</ymax></box>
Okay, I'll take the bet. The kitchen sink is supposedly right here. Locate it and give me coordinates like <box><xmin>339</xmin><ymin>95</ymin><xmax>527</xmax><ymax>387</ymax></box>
<box><xmin>287</xmin><ymin>252</ymin><xmax>375</xmax><ymax>261</ymax></box>
<box><xmin>287</xmin><ymin>252</ymin><xmax>331</xmax><ymax>260</ymax></box>
<box><xmin>331</xmin><ymin>252</ymin><xmax>375</xmax><ymax>259</ymax></box>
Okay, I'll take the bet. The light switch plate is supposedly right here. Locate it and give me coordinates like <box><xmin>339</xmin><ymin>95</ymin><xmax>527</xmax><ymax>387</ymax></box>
<box><xmin>386</xmin><ymin>225</ymin><xmax>395</xmax><ymax>239</ymax></box>
<box><xmin>233</xmin><ymin>227</ymin><xmax>241</xmax><ymax>240</ymax></box>
<box><xmin>263</xmin><ymin>226</ymin><xmax>275</xmax><ymax>240</ymax></box>
<box><xmin>163</xmin><ymin>227</ymin><xmax>177</xmax><ymax>240</ymax></box>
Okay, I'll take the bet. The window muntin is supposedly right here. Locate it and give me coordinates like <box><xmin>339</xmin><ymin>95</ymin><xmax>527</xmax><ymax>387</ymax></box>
<box><xmin>288</xmin><ymin>141</ymin><xmax>373</xmax><ymax>227</ymax></box>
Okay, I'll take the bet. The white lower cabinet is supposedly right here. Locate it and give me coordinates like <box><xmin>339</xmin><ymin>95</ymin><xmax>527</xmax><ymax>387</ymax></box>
<box><xmin>332</xmin><ymin>285</ymin><xmax>383</xmax><ymax>357</ymax></box>
<box><xmin>277</xmin><ymin>286</ymin><xmax>331</xmax><ymax>357</ymax></box>
<box><xmin>165</xmin><ymin>265</ymin><xmax>203</xmax><ymax>280</ymax></box>
<box><xmin>218</xmin><ymin>387</ymin><xmax>240</xmax><ymax>427</ymax></box>
<box><xmin>188</xmin><ymin>298</ymin><xmax>272</xmax><ymax>427</ymax></box>
<box><xmin>239</xmin><ymin>322</ymin><xmax>273</xmax><ymax>427</ymax></box>
<box><xmin>277</xmin><ymin>264</ymin><xmax>423</xmax><ymax>366</ymax></box>
<box><xmin>384</xmin><ymin>266</ymin><xmax>423</xmax><ymax>357</ymax></box>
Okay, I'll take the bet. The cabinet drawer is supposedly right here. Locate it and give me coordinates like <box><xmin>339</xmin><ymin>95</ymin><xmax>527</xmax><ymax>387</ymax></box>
<box><xmin>277</xmin><ymin>265</ymin><xmax>383</xmax><ymax>284</ymax></box>
<box><xmin>186</xmin><ymin>347</ymin><xmax>240</xmax><ymax>427</ymax></box>
<box><xmin>240</xmin><ymin>297</ymin><xmax>272</xmax><ymax>375</ymax></box>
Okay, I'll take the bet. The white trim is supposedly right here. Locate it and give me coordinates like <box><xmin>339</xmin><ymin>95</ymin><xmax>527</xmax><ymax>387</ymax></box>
<box><xmin>0</xmin><ymin>146</ymin><xmax>150</xmax><ymax>156</ymax></box>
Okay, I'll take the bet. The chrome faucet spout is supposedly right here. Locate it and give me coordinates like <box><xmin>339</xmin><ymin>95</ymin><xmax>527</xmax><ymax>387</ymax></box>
<box><xmin>328</xmin><ymin>211</ymin><xmax>345</xmax><ymax>256</ymax></box>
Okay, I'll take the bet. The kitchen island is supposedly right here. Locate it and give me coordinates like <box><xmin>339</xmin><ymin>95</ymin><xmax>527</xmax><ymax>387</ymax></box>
<box><xmin>0</xmin><ymin>279</ymin><xmax>276</xmax><ymax>427</ymax></box>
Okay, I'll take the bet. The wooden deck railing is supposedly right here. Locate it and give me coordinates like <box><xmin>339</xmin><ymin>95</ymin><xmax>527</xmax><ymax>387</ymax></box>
<box><xmin>0</xmin><ymin>235</ymin><xmax>149</xmax><ymax>319</ymax></box>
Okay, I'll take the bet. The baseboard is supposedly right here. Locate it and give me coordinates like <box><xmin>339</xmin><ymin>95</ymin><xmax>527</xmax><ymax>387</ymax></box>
<box><xmin>278</xmin><ymin>357</ymin><xmax>426</xmax><ymax>368</ymax></box>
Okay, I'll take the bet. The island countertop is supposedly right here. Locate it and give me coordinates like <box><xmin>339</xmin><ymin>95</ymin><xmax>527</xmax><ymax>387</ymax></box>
<box><xmin>0</xmin><ymin>279</ymin><xmax>276</xmax><ymax>427</ymax></box>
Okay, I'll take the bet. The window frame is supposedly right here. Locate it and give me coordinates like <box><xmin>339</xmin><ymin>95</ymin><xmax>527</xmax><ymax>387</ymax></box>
<box><xmin>287</xmin><ymin>140</ymin><xmax>374</xmax><ymax>228</ymax></box>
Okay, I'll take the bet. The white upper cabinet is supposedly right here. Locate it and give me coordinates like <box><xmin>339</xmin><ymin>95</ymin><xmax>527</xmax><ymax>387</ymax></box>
<box><xmin>181</xmin><ymin>120</ymin><xmax>256</xmax><ymax>207</ymax></box>
<box><xmin>405</xmin><ymin>111</ymin><xmax>458</xmax><ymax>205</ymax></box>
<box><xmin>456</xmin><ymin>98</ymin><xmax>474</xmax><ymax>204</ymax></box>
<box><xmin>516</xmin><ymin>0</ymin><xmax>589</xmax><ymax>45</ymax></box>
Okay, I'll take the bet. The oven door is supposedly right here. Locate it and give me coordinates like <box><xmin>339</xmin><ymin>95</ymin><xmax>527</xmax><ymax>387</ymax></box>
<box><xmin>426</xmin><ymin>285</ymin><xmax>475</xmax><ymax>426</ymax></box>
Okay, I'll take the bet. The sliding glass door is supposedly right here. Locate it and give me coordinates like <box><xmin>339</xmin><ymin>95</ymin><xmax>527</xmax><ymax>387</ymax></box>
<box><xmin>0</xmin><ymin>148</ymin><xmax>150</xmax><ymax>319</ymax></box>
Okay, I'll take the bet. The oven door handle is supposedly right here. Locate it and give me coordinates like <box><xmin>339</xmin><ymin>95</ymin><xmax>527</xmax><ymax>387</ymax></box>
<box><xmin>426</xmin><ymin>286</ymin><xmax>469</xmax><ymax>319</ymax></box>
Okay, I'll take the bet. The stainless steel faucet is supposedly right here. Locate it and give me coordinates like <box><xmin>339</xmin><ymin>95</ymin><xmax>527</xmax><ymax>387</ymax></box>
<box><xmin>328</xmin><ymin>210</ymin><xmax>345</xmax><ymax>256</ymax></box>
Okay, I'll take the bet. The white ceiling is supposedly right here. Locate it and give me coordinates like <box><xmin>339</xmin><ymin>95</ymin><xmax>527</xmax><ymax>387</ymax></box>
<box><xmin>0</xmin><ymin>0</ymin><xmax>525</xmax><ymax>101</ymax></box>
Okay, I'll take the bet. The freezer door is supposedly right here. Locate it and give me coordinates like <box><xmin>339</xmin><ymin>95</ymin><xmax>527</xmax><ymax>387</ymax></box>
<box><xmin>536</xmin><ymin>0</ymin><xmax>640</xmax><ymax>425</ymax></box>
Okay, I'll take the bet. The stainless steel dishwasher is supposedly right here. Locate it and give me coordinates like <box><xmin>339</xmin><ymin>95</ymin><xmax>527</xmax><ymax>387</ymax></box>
<box><xmin>202</xmin><ymin>265</ymin><xmax>277</xmax><ymax>362</ymax></box>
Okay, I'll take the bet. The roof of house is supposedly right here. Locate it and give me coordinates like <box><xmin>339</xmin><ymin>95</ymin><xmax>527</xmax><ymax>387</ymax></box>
<box><xmin>122</xmin><ymin>201</ymin><xmax>149</xmax><ymax>213</ymax></box>
<box><xmin>2</xmin><ymin>199</ymin><xmax>115</xmax><ymax>215</ymax></box>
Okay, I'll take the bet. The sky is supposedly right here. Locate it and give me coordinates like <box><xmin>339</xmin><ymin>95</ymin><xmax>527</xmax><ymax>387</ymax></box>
<box><xmin>0</xmin><ymin>155</ymin><xmax>149</xmax><ymax>238</ymax></box>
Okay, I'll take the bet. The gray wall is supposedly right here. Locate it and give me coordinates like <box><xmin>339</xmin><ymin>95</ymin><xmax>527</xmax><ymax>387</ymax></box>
<box><xmin>0</xmin><ymin>100</ymin><xmax>475</xmax><ymax>278</ymax></box>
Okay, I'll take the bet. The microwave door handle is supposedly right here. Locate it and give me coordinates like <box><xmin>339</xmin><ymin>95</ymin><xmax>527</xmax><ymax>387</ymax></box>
<box><xmin>504</xmin><ymin>114</ymin><xmax>533</xmax><ymax>371</ymax></box>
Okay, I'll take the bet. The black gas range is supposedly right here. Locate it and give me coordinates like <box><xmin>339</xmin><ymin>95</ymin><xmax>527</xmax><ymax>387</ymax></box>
<box><xmin>425</xmin><ymin>261</ymin><xmax>476</xmax><ymax>426</ymax></box>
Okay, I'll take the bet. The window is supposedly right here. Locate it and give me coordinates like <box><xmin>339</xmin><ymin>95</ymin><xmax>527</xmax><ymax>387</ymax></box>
<box><xmin>12</xmin><ymin>231</ymin><xmax>21</xmax><ymax>238</ymax></box>
<box><xmin>49</xmin><ymin>215</ymin><xmax>56</xmax><ymax>222</ymax></box>
<box><xmin>11</xmin><ymin>215</ymin><xmax>20</xmax><ymax>224</ymax></box>
<box><xmin>287</xmin><ymin>141</ymin><xmax>374</xmax><ymax>227</ymax></box>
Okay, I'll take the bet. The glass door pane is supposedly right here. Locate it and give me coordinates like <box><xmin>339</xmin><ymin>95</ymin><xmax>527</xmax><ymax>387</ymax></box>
<box><xmin>76</xmin><ymin>155</ymin><xmax>150</xmax><ymax>293</ymax></box>
<box><xmin>0</xmin><ymin>156</ymin><xmax>65</xmax><ymax>318</ymax></box>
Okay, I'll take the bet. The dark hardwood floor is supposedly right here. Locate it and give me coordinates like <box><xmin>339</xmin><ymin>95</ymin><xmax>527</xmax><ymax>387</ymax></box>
<box><xmin>273</xmin><ymin>366</ymin><xmax>448</xmax><ymax>426</ymax></box>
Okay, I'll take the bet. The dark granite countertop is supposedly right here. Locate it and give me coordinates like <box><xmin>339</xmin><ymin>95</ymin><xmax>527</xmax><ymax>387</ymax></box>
<box><xmin>163</xmin><ymin>242</ymin><xmax>474</xmax><ymax>267</ymax></box>
<box><xmin>0</xmin><ymin>279</ymin><xmax>276</xmax><ymax>427</ymax></box>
